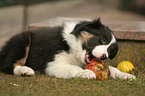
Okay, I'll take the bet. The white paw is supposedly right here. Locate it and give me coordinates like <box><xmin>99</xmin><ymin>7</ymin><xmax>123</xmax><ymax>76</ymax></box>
<box><xmin>119</xmin><ymin>73</ymin><xmax>136</xmax><ymax>80</ymax></box>
<box><xmin>76</xmin><ymin>69</ymin><xmax>96</xmax><ymax>79</ymax></box>
<box><xmin>20</xmin><ymin>66</ymin><xmax>35</xmax><ymax>76</ymax></box>
<box><xmin>109</xmin><ymin>66</ymin><xmax>136</xmax><ymax>80</ymax></box>
<box><xmin>14</xmin><ymin>66</ymin><xmax>35</xmax><ymax>76</ymax></box>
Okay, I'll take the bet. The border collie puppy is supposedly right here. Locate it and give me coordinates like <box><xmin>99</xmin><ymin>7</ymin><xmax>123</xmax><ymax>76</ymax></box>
<box><xmin>0</xmin><ymin>18</ymin><xmax>136</xmax><ymax>80</ymax></box>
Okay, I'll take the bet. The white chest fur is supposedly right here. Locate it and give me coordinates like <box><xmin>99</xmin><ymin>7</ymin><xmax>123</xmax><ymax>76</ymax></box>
<box><xmin>44</xmin><ymin>21</ymin><xmax>87</xmax><ymax>78</ymax></box>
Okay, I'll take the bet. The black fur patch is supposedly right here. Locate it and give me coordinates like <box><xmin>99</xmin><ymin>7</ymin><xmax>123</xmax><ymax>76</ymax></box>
<box><xmin>25</xmin><ymin>27</ymin><xmax>69</xmax><ymax>73</ymax></box>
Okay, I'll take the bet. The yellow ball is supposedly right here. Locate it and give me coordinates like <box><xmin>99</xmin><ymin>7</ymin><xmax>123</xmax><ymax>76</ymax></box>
<box><xmin>117</xmin><ymin>61</ymin><xmax>134</xmax><ymax>73</ymax></box>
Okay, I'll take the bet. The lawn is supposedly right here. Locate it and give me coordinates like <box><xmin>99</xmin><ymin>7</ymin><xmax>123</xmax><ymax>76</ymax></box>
<box><xmin>0</xmin><ymin>72</ymin><xmax>145</xmax><ymax>96</ymax></box>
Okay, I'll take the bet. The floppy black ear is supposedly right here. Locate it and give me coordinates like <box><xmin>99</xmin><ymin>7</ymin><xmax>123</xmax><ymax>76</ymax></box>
<box><xmin>108</xmin><ymin>43</ymin><xmax>118</xmax><ymax>59</ymax></box>
<box><xmin>88</xmin><ymin>18</ymin><xmax>103</xmax><ymax>29</ymax></box>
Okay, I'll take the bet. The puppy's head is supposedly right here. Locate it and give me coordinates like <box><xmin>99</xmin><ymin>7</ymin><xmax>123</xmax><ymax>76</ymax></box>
<box><xmin>72</xmin><ymin>18</ymin><xmax>118</xmax><ymax>62</ymax></box>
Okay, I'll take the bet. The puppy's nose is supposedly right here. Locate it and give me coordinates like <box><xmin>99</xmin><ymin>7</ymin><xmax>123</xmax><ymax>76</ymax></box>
<box><xmin>101</xmin><ymin>54</ymin><xmax>107</xmax><ymax>60</ymax></box>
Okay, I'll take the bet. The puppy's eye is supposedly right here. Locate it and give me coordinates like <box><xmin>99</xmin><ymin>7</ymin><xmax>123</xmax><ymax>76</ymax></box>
<box><xmin>100</xmin><ymin>38</ymin><xmax>106</xmax><ymax>44</ymax></box>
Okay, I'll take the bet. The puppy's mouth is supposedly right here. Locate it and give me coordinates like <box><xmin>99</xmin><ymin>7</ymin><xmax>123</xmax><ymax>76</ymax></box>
<box><xmin>85</xmin><ymin>51</ymin><xmax>95</xmax><ymax>64</ymax></box>
<box><xmin>85</xmin><ymin>51</ymin><xmax>106</xmax><ymax>64</ymax></box>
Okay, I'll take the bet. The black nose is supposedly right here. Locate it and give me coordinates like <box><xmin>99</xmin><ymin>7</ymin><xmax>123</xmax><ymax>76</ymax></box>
<box><xmin>101</xmin><ymin>54</ymin><xmax>107</xmax><ymax>60</ymax></box>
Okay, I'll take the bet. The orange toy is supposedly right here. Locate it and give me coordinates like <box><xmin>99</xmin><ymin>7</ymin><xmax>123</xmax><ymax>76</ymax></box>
<box><xmin>85</xmin><ymin>58</ymin><xmax>109</xmax><ymax>80</ymax></box>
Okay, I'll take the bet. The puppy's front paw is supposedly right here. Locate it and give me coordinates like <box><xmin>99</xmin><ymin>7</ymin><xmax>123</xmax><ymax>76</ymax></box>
<box><xmin>76</xmin><ymin>69</ymin><xmax>96</xmax><ymax>79</ymax></box>
<box><xmin>119</xmin><ymin>73</ymin><xmax>136</xmax><ymax>80</ymax></box>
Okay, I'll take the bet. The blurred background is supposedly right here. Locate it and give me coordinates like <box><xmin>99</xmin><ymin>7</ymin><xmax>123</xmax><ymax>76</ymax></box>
<box><xmin>0</xmin><ymin>0</ymin><xmax>145</xmax><ymax>73</ymax></box>
<box><xmin>0</xmin><ymin>0</ymin><xmax>145</xmax><ymax>46</ymax></box>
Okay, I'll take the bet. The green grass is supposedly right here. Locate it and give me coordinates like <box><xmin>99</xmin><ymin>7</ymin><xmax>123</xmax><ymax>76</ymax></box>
<box><xmin>0</xmin><ymin>73</ymin><xmax>145</xmax><ymax>96</ymax></box>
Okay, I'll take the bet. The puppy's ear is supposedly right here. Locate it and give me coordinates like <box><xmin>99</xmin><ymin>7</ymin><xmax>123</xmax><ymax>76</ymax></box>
<box><xmin>79</xmin><ymin>31</ymin><xmax>93</xmax><ymax>43</ymax></box>
<box><xmin>88</xmin><ymin>18</ymin><xmax>103</xmax><ymax>29</ymax></box>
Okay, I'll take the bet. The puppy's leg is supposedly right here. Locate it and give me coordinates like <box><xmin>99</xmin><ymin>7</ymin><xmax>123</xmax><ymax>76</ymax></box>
<box><xmin>13</xmin><ymin>46</ymin><xmax>35</xmax><ymax>76</ymax></box>
<box><xmin>0</xmin><ymin>32</ymin><xmax>35</xmax><ymax>75</ymax></box>
<box><xmin>14</xmin><ymin>66</ymin><xmax>35</xmax><ymax>76</ymax></box>
<box><xmin>109</xmin><ymin>66</ymin><xmax>136</xmax><ymax>80</ymax></box>
<box><xmin>45</xmin><ymin>63</ymin><xmax>96</xmax><ymax>79</ymax></box>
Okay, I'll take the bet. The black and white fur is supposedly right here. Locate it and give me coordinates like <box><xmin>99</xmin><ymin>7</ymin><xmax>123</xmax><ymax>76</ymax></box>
<box><xmin>0</xmin><ymin>18</ymin><xmax>136</xmax><ymax>80</ymax></box>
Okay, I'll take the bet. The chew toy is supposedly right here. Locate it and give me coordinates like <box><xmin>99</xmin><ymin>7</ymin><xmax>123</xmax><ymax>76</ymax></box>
<box><xmin>85</xmin><ymin>58</ymin><xmax>109</xmax><ymax>80</ymax></box>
